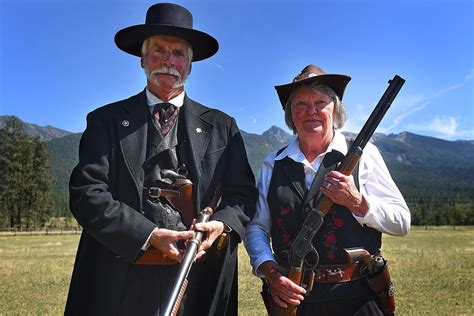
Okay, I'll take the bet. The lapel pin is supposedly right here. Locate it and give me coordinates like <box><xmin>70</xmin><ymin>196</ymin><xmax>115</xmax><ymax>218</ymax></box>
<box><xmin>195</xmin><ymin>127</ymin><xmax>202</xmax><ymax>133</ymax></box>
<box><xmin>122</xmin><ymin>120</ymin><xmax>129</xmax><ymax>127</ymax></box>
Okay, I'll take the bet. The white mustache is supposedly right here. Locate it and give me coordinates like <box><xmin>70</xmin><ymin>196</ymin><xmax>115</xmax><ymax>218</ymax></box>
<box><xmin>152</xmin><ymin>66</ymin><xmax>181</xmax><ymax>80</ymax></box>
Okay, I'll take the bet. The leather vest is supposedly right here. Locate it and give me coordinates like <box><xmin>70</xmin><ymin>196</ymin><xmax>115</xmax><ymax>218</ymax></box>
<box><xmin>141</xmin><ymin>115</ymin><xmax>187</xmax><ymax>231</ymax></box>
<box><xmin>267</xmin><ymin>146</ymin><xmax>382</xmax><ymax>267</ymax></box>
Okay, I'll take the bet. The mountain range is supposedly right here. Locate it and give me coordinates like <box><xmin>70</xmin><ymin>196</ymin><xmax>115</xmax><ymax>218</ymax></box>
<box><xmin>2</xmin><ymin>115</ymin><xmax>474</xmax><ymax>207</ymax></box>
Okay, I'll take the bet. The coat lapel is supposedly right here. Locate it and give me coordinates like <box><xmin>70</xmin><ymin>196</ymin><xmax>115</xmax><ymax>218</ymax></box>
<box><xmin>117</xmin><ymin>91</ymin><xmax>149</xmax><ymax>195</ymax></box>
<box><xmin>180</xmin><ymin>96</ymin><xmax>213</xmax><ymax>200</ymax></box>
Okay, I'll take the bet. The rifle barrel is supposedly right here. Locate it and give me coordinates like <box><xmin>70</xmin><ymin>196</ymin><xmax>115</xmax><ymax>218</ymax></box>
<box><xmin>160</xmin><ymin>208</ymin><xmax>212</xmax><ymax>316</ymax></box>
<box><xmin>353</xmin><ymin>75</ymin><xmax>405</xmax><ymax>149</ymax></box>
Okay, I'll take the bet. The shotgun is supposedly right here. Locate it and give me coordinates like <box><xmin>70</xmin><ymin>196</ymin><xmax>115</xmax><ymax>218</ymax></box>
<box><xmin>270</xmin><ymin>75</ymin><xmax>405</xmax><ymax>316</ymax></box>
<box><xmin>160</xmin><ymin>184</ymin><xmax>222</xmax><ymax>316</ymax></box>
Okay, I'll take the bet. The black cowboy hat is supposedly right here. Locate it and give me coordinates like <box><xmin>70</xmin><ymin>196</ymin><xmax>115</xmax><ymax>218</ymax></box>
<box><xmin>114</xmin><ymin>3</ymin><xmax>218</xmax><ymax>61</ymax></box>
<box><xmin>275</xmin><ymin>64</ymin><xmax>351</xmax><ymax>109</ymax></box>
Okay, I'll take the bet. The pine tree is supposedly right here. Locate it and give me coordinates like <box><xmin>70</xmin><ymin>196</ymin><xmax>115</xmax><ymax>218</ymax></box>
<box><xmin>18</xmin><ymin>139</ymin><xmax>34</xmax><ymax>228</ymax></box>
<box><xmin>0</xmin><ymin>117</ymin><xmax>31</xmax><ymax>228</ymax></box>
<box><xmin>30</xmin><ymin>137</ymin><xmax>54</xmax><ymax>228</ymax></box>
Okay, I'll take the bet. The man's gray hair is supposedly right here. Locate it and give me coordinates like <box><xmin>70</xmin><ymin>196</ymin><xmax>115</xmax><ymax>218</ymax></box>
<box><xmin>284</xmin><ymin>83</ymin><xmax>346</xmax><ymax>134</ymax></box>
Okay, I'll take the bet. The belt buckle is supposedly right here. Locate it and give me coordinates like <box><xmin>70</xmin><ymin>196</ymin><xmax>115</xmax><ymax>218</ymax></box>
<box><xmin>325</xmin><ymin>267</ymin><xmax>344</xmax><ymax>282</ymax></box>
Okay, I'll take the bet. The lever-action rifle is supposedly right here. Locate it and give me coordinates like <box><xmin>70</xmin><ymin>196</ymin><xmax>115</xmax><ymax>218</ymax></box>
<box><xmin>270</xmin><ymin>75</ymin><xmax>405</xmax><ymax>316</ymax></box>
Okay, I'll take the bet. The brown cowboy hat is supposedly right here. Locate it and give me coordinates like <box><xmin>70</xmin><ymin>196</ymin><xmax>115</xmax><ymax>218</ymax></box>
<box><xmin>275</xmin><ymin>64</ymin><xmax>351</xmax><ymax>109</ymax></box>
<box><xmin>114</xmin><ymin>3</ymin><xmax>218</xmax><ymax>61</ymax></box>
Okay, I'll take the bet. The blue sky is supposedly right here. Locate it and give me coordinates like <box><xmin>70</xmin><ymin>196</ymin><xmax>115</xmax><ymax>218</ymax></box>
<box><xmin>1</xmin><ymin>0</ymin><xmax>473</xmax><ymax>141</ymax></box>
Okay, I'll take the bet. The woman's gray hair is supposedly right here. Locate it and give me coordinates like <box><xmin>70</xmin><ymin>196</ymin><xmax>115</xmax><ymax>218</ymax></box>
<box><xmin>284</xmin><ymin>82</ymin><xmax>346</xmax><ymax>134</ymax></box>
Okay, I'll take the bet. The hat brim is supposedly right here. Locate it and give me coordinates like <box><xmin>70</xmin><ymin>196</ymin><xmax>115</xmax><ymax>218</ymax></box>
<box><xmin>114</xmin><ymin>24</ymin><xmax>219</xmax><ymax>61</ymax></box>
<box><xmin>275</xmin><ymin>74</ymin><xmax>351</xmax><ymax>109</ymax></box>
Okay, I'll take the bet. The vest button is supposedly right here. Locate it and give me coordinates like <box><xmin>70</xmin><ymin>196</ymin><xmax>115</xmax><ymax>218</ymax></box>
<box><xmin>304</xmin><ymin>206</ymin><xmax>311</xmax><ymax>213</ymax></box>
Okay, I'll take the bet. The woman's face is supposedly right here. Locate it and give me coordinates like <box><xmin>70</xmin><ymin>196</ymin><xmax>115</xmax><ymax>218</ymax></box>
<box><xmin>290</xmin><ymin>86</ymin><xmax>335</xmax><ymax>141</ymax></box>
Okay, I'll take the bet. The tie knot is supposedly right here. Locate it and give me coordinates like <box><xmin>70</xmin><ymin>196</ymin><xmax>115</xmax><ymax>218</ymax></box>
<box><xmin>152</xmin><ymin>102</ymin><xmax>180</xmax><ymax>136</ymax></box>
<box><xmin>153</xmin><ymin>102</ymin><xmax>173</xmax><ymax>115</ymax></box>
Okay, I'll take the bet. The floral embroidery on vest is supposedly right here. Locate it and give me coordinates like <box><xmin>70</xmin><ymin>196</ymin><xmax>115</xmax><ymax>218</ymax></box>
<box><xmin>322</xmin><ymin>209</ymin><xmax>344</xmax><ymax>262</ymax></box>
<box><xmin>275</xmin><ymin>206</ymin><xmax>293</xmax><ymax>248</ymax></box>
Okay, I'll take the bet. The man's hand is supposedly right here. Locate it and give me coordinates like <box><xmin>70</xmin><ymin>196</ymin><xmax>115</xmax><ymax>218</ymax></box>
<box><xmin>193</xmin><ymin>220</ymin><xmax>225</xmax><ymax>258</ymax></box>
<box><xmin>321</xmin><ymin>171</ymin><xmax>369</xmax><ymax>217</ymax></box>
<box><xmin>148</xmin><ymin>227</ymin><xmax>195</xmax><ymax>262</ymax></box>
<box><xmin>260</xmin><ymin>261</ymin><xmax>306</xmax><ymax>308</ymax></box>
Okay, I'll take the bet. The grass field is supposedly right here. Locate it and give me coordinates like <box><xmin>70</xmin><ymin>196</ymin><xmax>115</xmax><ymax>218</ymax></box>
<box><xmin>1</xmin><ymin>226</ymin><xmax>473</xmax><ymax>315</ymax></box>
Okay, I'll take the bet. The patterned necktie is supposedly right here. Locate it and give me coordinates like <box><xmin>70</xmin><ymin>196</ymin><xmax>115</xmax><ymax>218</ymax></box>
<box><xmin>152</xmin><ymin>102</ymin><xmax>180</xmax><ymax>136</ymax></box>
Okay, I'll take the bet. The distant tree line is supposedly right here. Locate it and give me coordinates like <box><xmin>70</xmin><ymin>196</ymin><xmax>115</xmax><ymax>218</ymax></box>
<box><xmin>0</xmin><ymin>115</ymin><xmax>473</xmax><ymax>229</ymax></box>
<box><xmin>389</xmin><ymin>162</ymin><xmax>474</xmax><ymax>226</ymax></box>
<box><xmin>0</xmin><ymin>117</ymin><xmax>54</xmax><ymax>229</ymax></box>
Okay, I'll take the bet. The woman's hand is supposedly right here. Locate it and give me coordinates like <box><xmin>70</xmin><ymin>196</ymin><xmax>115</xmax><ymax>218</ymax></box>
<box><xmin>260</xmin><ymin>261</ymin><xmax>306</xmax><ymax>308</ymax></box>
<box><xmin>321</xmin><ymin>171</ymin><xmax>369</xmax><ymax>217</ymax></box>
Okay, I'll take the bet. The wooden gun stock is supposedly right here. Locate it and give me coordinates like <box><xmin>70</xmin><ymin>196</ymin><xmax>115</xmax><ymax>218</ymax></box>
<box><xmin>269</xmin><ymin>268</ymin><xmax>303</xmax><ymax>316</ymax></box>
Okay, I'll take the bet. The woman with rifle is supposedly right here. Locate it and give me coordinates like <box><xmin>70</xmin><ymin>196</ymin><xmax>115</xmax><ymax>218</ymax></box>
<box><xmin>244</xmin><ymin>64</ymin><xmax>410</xmax><ymax>315</ymax></box>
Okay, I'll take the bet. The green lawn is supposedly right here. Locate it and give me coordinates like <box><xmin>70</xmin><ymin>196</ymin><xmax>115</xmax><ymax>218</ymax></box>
<box><xmin>1</xmin><ymin>226</ymin><xmax>473</xmax><ymax>315</ymax></box>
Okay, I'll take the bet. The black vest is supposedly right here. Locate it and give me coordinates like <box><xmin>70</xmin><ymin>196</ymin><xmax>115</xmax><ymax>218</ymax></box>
<box><xmin>141</xmin><ymin>114</ymin><xmax>187</xmax><ymax>231</ymax></box>
<box><xmin>267</xmin><ymin>143</ymin><xmax>382</xmax><ymax>302</ymax></box>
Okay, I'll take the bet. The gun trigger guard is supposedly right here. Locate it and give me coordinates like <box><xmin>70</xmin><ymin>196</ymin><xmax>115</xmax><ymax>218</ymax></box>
<box><xmin>303</xmin><ymin>247</ymin><xmax>319</xmax><ymax>271</ymax></box>
<box><xmin>301</xmin><ymin>268</ymin><xmax>315</xmax><ymax>293</ymax></box>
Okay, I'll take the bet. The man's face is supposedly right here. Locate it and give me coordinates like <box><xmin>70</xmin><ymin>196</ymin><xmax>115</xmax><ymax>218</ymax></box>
<box><xmin>141</xmin><ymin>35</ymin><xmax>192</xmax><ymax>96</ymax></box>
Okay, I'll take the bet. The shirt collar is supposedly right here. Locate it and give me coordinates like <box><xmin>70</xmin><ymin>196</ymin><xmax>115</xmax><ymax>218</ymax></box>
<box><xmin>145</xmin><ymin>88</ymin><xmax>185</xmax><ymax>108</ymax></box>
<box><xmin>275</xmin><ymin>130</ymin><xmax>348</xmax><ymax>166</ymax></box>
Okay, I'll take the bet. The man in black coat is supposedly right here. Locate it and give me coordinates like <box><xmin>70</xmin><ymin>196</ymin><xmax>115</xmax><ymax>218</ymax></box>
<box><xmin>65</xmin><ymin>3</ymin><xmax>257</xmax><ymax>315</ymax></box>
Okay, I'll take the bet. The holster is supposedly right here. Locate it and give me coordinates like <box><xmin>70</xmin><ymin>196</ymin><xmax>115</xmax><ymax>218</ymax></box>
<box><xmin>136</xmin><ymin>174</ymin><xmax>196</xmax><ymax>265</ymax></box>
<box><xmin>364</xmin><ymin>257</ymin><xmax>396</xmax><ymax>315</ymax></box>
<box><xmin>136</xmin><ymin>172</ymin><xmax>228</xmax><ymax>265</ymax></box>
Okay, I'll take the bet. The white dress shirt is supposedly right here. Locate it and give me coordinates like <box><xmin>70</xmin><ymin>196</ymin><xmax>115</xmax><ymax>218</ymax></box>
<box><xmin>146</xmin><ymin>88</ymin><xmax>185</xmax><ymax>109</ymax></box>
<box><xmin>244</xmin><ymin>130</ymin><xmax>411</xmax><ymax>276</ymax></box>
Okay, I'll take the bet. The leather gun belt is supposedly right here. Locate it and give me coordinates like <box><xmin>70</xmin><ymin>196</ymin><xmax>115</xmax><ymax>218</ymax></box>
<box><xmin>314</xmin><ymin>262</ymin><xmax>363</xmax><ymax>283</ymax></box>
<box><xmin>143</xmin><ymin>187</ymin><xmax>180</xmax><ymax>199</ymax></box>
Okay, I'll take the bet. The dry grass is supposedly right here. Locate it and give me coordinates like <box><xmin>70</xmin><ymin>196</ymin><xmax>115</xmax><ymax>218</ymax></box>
<box><xmin>238</xmin><ymin>226</ymin><xmax>474</xmax><ymax>315</ymax></box>
<box><xmin>1</xmin><ymin>226</ymin><xmax>473</xmax><ymax>315</ymax></box>
<box><xmin>0</xmin><ymin>234</ymin><xmax>77</xmax><ymax>315</ymax></box>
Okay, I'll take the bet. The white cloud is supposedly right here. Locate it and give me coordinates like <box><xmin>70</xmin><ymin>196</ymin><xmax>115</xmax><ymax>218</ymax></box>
<box><xmin>212</xmin><ymin>62</ymin><xmax>223</xmax><ymax>69</ymax></box>
<box><xmin>409</xmin><ymin>115</ymin><xmax>474</xmax><ymax>140</ymax></box>
<box><xmin>381</xmin><ymin>70</ymin><xmax>473</xmax><ymax>135</ymax></box>
<box><xmin>342</xmin><ymin>71</ymin><xmax>473</xmax><ymax>139</ymax></box>
<box><xmin>464</xmin><ymin>69</ymin><xmax>474</xmax><ymax>81</ymax></box>
<box><xmin>433</xmin><ymin>83</ymin><xmax>463</xmax><ymax>99</ymax></box>
<box><xmin>341</xmin><ymin>118</ymin><xmax>362</xmax><ymax>134</ymax></box>
<box><xmin>424</xmin><ymin>116</ymin><xmax>458</xmax><ymax>136</ymax></box>
<box><xmin>393</xmin><ymin>101</ymin><xmax>430</xmax><ymax>126</ymax></box>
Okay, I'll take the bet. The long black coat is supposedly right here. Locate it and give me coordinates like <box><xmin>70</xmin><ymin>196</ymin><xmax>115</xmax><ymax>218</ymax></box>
<box><xmin>65</xmin><ymin>91</ymin><xmax>257</xmax><ymax>315</ymax></box>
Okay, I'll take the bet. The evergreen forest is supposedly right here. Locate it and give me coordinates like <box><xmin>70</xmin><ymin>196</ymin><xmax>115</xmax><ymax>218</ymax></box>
<box><xmin>0</xmin><ymin>116</ymin><xmax>473</xmax><ymax>229</ymax></box>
